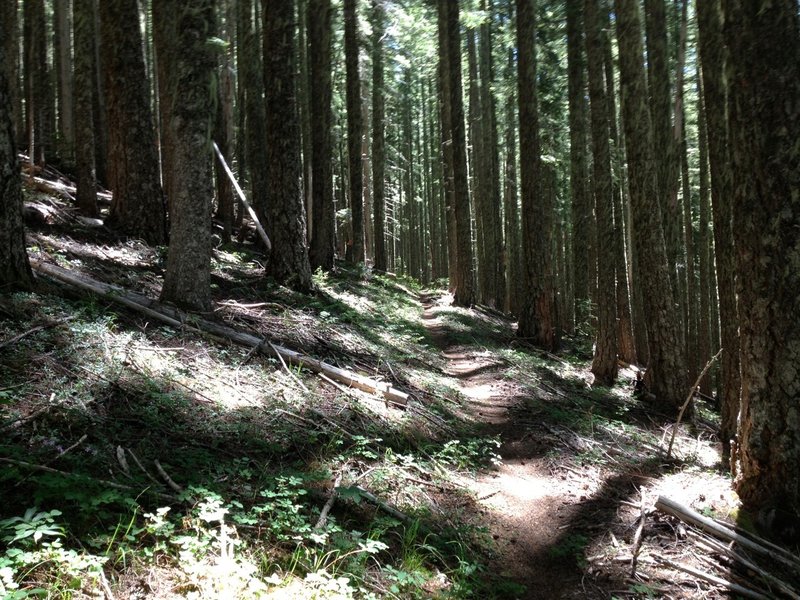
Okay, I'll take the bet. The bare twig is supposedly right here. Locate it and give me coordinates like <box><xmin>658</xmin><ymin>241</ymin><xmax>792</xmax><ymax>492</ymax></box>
<box><xmin>0</xmin><ymin>392</ymin><xmax>56</xmax><ymax>431</ymax></box>
<box><xmin>126</xmin><ymin>449</ymin><xmax>161</xmax><ymax>486</ymax></box>
<box><xmin>0</xmin><ymin>457</ymin><xmax>176</xmax><ymax>502</ymax></box>
<box><xmin>268</xmin><ymin>341</ymin><xmax>310</xmax><ymax>393</ymax></box>
<box><xmin>667</xmin><ymin>348</ymin><xmax>722</xmax><ymax>459</ymax></box>
<box><xmin>630</xmin><ymin>489</ymin><xmax>647</xmax><ymax>578</ymax></box>
<box><xmin>0</xmin><ymin>317</ymin><xmax>74</xmax><ymax>351</ymax></box>
<box><xmin>154</xmin><ymin>460</ymin><xmax>184</xmax><ymax>493</ymax></box>
<box><xmin>116</xmin><ymin>446</ymin><xmax>131</xmax><ymax>477</ymax></box>
<box><xmin>314</xmin><ymin>472</ymin><xmax>344</xmax><ymax>530</ymax></box>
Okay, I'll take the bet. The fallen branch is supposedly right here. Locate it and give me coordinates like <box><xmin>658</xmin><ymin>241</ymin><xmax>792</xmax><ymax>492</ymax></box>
<box><xmin>0</xmin><ymin>317</ymin><xmax>74</xmax><ymax>351</ymax></box>
<box><xmin>212</xmin><ymin>141</ymin><xmax>271</xmax><ymax>251</ymax></box>
<box><xmin>655</xmin><ymin>496</ymin><xmax>800</xmax><ymax>573</ymax></box>
<box><xmin>630</xmin><ymin>489</ymin><xmax>647</xmax><ymax>578</ymax></box>
<box><xmin>31</xmin><ymin>260</ymin><xmax>409</xmax><ymax>406</ymax></box>
<box><xmin>689</xmin><ymin>530</ymin><xmax>800</xmax><ymax>600</ymax></box>
<box><xmin>666</xmin><ymin>348</ymin><xmax>722</xmax><ymax>459</ymax></box>
<box><xmin>346</xmin><ymin>485</ymin><xmax>416</xmax><ymax>526</ymax></box>
<box><xmin>0</xmin><ymin>457</ymin><xmax>176</xmax><ymax>502</ymax></box>
<box><xmin>315</xmin><ymin>472</ymin><xmax>344</xmax><ymax>530</ymax></box>
<box><xmin>653</xmin><ymin>555</ymin><xmax>771</xmax><ymax>599</ymax></box>
<box><xmin>0</xmin><ymin>393</ymin><xmax>56</xmax><ymax>431</ymax></box>
<box><xmin>154</xmin><ymin>460</ymin><xmax>183</xmax><ymax>493</ymax></box>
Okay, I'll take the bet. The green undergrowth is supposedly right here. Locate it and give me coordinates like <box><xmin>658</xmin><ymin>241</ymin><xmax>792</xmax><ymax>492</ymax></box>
<box><xmin>0</xmin><ymin>260</ymin><xmax>513</xmax><ymax>599</ymax></box>
<box><xmin>1</xmin><ymin>235</ymin><xmax>725</xmax><ymax>598</ymax></box>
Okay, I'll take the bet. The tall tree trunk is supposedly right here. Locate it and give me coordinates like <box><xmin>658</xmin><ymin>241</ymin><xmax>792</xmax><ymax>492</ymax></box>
<box><xmin>615</xmin><ymin>0</ymin><xmax>687</xmax><ymax>412</ymax></box>
<box><xmin>516</xmin><ymin>0</ymin><xmax>557</xmax><ymax>349</ymax></box>
<box><xmin>644</xmin><ymin>0</ymin><xmax>681</xmax><ymax>317</ymax></box>
<box><xmin>480</xmin><ymin>0</ymin><xmax>505</xmax><ymax>310</ymax></box>
<box><xmin>213</xmin><ymin>7</ymin><xmax>235</xmax><ymax>243</ymax></box>
<box><xmin>263</xmin><ymin>0</ymin><xmax>313</xmax><ymax>292</ymax></box>
<box><xmin>503</xmin><ymin>64</ymin><xmax>521</xmax><ymax>317</ymax></box>
<box><xmin>25</xmin><ymin>0</ymin><xmax>51</xmax><ymax>167</ymax></box>
<box><xmin>371</xmin><ymin>0</ymin><xmax>387</xmax><ymax>272</ymax></box>
<box><xmin>99</xmin><ymin>0</ymin><xmax>166</xmax><ymax>245</ymax></box>
<box><xmin>697</xmin><ymin>0</ymin><xmax>739</xmax><ymax>466</ymax></box>
<box><xmin>586</xmin><ymin>0</ymin><xmax>617</xmax><ymax>385</ymax></box>
<box><xmin>696</xmin><ymin>71</ymin><xmax>712</xmax><ymax>397</ymax></box>
<box><xmin>443</xmin><ymin>0</ymin><xmax>475</xmax><ymax>306</ymax></box>
<box><xmin>436</xmin><ymin>0</ymin><xmax>457</xmax><ymax>288</ymax></box>
<box><xmin>308</xmin><ymin>0</ymin><xmax>335</xmax><ymax>271</ymax></box>
<box><xmin>1</xmin><ymin>2</ymin><xmax>21</xmax><ymax>144</ymax></box>
<box><xmin>73</xmin><ymin>0</ymin><xmax>97</xmax><ymax>217</ymax></box>
<box><xmin>725</xmin><ymin>0</ymin><xmax>800</xmax><ymax>516</ymax></box>
<box><xmin>236</xmin><ymin>0</ymin><xmax>268</xmax><ymax>246</ymax></box>
<box><xmin>159</xmin><ymin>0</ymin><xmax>215</xmax><ymax>312</ymax></box>
<box><xmin>602</xmin><ymin>0</ymin><xmax>636</xmax><ymax>364</ymax></box>
<box><xmin>566</xmin><ymin>0</ymin><xmax>591</xmax><ymax>328</ymax></box>
<box><xmin>344</xmin><ymin>0</ymin><xmax>364</xmax><ymax>264</ymax></box>
<box><xmin>467</xmin><ymin>28</ymin><xmax>487</xmax><ymax>303</ymax></box>
<box><xmin>54</xmin><ymin>0</ymin><xmax>74</xmax><ymax>164</ymax></box>
<box><xmin>0</xmin><ymin>23</ymin><xmax>34</xmax><ymax>290</ymax></box>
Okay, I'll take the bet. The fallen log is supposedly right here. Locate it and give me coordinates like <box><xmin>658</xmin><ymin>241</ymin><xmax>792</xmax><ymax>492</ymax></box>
<box><xmin>655</xmin><ymin>496</ymin><xmax>800</xmax><ymax>574</ymax></box>
<box><xmin>212</xmin><ymin>141</ymin><xmax>271</xmax><ymax>252</ymax></box>
<box><xmin>30</xmin><ymin>260</ymin><xmax>408</xmax><ymax>406</ymax></box>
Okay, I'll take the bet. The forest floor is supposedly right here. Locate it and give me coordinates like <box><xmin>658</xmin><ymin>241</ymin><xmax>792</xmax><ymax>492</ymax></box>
<box><xmin>2</xmin><ymin>170</ymin><xmax>799</xmax><ymax>599</ymax></box>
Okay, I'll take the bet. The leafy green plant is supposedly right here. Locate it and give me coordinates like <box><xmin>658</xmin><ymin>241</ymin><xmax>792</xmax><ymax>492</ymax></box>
<box><xmin>0</xmin><ymin>508</ymin><xmax>64</xmax><ymax>546</ymax></box>
<box><xmin>432</xmin><ymin>437</ymin><xmax>502</xmax><ymax>471</ymax></box>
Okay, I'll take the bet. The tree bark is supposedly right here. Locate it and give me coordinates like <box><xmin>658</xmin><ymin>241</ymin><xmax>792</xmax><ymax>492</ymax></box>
<box><xmin>1</xmin><ymin>2</ymin><xmax>21</xmax><ymax>144</ymax></box>
<box><xmin>24</xmin><ymin>0</ymin><xmax>51</xmax><ymax>167</ymax></box>
<box><xmin>444</xmin><ymin>0</ymin><xmax>475</xmax><ymax>307</ymax></box>
<box><xmin>99</xmin><ymin>0</ymin><xmax>166</xmax><ymax>245</ymax></box>
<box><xmin>566</xmin><ymin>0</ymin><xmax>591</xmax><ymax>329</ymax></box>
<box><xmin>644</xmin><ymin>0</ymin><xmax>681</xmax><ymax>315</ymax></box>
<box><xmin>263</xmin><ymin>0</ymin><xmax>313</xmax><ymax>292</ymax></box>
<box><xmin>158</xmin><ymin>0</ymin><xmax>216</xmax><ymax>312</ymax></box>
<box><xmin>586</xmin><ymin>0</ymin><xmax>617</xmax><ymax>385</ymax></box>
<box><xmin>371</xmin><ymin>0</ymin><xmax>387</xmax><ymax>272</ymax></box>
<box><xmin>308</xmin><ymin>0</ymin><xmax>335</xmax><ymax>271</ymax></box>
<box><xmin>516</xmin><ymin>0</ymin><xmax>557</xmax><ymax>349</ymax></box>
<box><xmin>696</xmin><ymin>72</ymin><xmax>712</xmax><ymax>397</ymax></box>
<box><xmin>0</xmin><ymin>27</ymin><xmax>33</xmax><ymax>290</ymax></box>
<box><xmin>72</xmin><ymin>0</ymin><xmax>98</xmax><ymax>218</ymax></box>
<box><xmin>236</xmin><ymin>0</ymin><xmax>269</xmax><ymax>246</ymax></box>
<box><xmin>344</xmin><ymin>0</ymin><xmax>364</xmax><ymax>264</ymax></box>
<box><xmin>725</xmin><ymin>0</ymin><xmax>800</xmax><ymax>515</ymax></box>
<box><xmin>54</xmin><ymin>0</ymin><xmax>74</xmax><ymax>165</ymax></box>
<box><xmin>615</xmin><ymin>0</ymin><xmax>687</xmax><ymax>412</ymax></box>
<box><xmin>601</xmin><ymin>0</ymin><xmax>636</xmax><ymax>364</ymax></box>
<box><xmin>436</xmin><ymin>0</ymin><xmax>458</xmax><ymax>289</ymax></box>
<box><xmin>480</xmin><ymin>0</ymin><xmax>504</xmax><ymax>311</ymax></box>
<box><xmin>697</xmin><ymin>0</ymin><xmax>740</xmax><ymax>465</ymax></box>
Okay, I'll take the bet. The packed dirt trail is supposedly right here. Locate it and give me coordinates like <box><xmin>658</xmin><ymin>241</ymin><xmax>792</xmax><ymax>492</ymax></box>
<box><xmin>419</xmin><ymin>294</ymin><xmax>586</xmax><ymax>599</ymax></box>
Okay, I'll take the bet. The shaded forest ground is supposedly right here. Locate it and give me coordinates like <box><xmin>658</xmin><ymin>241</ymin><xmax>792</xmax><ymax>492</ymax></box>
<box><xmin>0</xmin><ymin>179</ymin><xmax>791</xmax><ymax>599</ymax></box>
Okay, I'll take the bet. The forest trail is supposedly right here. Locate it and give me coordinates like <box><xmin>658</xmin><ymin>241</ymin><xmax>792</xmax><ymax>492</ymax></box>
<box><xmin>419</xmin><ymin>293</ymin><xmax>582</xmax><ymax>599</ymax></box>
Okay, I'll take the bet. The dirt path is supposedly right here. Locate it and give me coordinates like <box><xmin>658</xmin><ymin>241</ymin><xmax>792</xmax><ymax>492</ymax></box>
<box><xmin>420</xmin><ymin>295</ymin><xmax>584</xmax><ymax>599</ymax></box>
